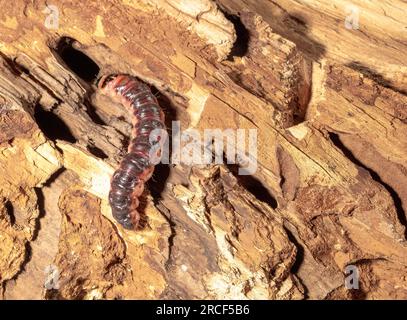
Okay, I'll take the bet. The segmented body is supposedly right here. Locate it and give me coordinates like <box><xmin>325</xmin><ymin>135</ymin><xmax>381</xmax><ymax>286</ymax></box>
<box><xmin>98</xmin><ymin>74</ymin><xmax>166</xmax><ymax>230</ymax></box>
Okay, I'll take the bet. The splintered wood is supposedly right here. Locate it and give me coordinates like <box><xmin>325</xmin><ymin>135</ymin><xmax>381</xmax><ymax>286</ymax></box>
<box><xmin>0</xmin><ymin>0</ymin><xmax>406</xmax><ymax>299</ymax></box>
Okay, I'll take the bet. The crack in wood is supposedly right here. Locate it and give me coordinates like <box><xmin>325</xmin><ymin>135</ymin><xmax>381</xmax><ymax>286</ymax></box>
<box><xmin>328</xmin><ymin>131</ymin><xmax>407</xmax><ymax>239</ymax></box>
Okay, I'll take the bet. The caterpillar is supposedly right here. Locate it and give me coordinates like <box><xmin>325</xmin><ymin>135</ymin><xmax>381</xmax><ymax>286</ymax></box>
<box><xmin>98</xmin><ymin>74</ymin><xmax>167</xmax><ymax>230</ymax></box>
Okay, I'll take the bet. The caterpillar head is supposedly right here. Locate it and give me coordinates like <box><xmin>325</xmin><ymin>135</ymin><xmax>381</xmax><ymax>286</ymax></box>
<box><xmin>96</xmin><ymin>74</ymin><xmax>118</xmax><ymax>89</ymax></box>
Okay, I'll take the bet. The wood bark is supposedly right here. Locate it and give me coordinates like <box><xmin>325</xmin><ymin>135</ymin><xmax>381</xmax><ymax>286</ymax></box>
<box><xmin>0</xmin><ymin>0</ymin><xmax>406</xmax><ymax>299</ymax></box>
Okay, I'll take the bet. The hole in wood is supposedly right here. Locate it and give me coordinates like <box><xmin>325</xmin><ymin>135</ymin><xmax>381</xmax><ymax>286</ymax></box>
<box><xmin>4</xmin><ymin>200</ymin><xmax>16</xmax><ymax>225</ymax></box>
<box><xmin>86</xmin><ymin>144</ymin><xmax>108</xmax><ymax>159</ymax></box>
<box><xmin>83</xmin><ymin>100</ymin><xmax>107</xmax><ymax>126</ymax></box>
<box><xmin>223</xmin><ymin>12</ymin><xmax>250</xmax><ymax>59</ymax></box>
<box><xmin>54</xmin><ymin>37</ymin><xmax>100</xmax><ymax>83</ymax></box>
<box><xmin>346</xmin><ymin>61</ymin><xmax>407</xmax><ymax>96</ymax></box>
<box><xmin>34</xmin><ymin>104</ymin><xmax>77</xmax><ymax>143</ymax></box>
<box><xmin>4</xmin><ymin>199</ymin><xmax>29</xmax><ymax>227</ymax></box>
<box><xmin>227</xmin><ymin>163</ymin><xmax>278</xmax><ymax>209</ymax></box>
<box><xmin>283</xmin><ymin>225</ymin><xmax>306</xmax><ymax>278</ymax></box>
<box><xmin>329</xmin><ymin>132</ymin><xmax>407</xmax><ymax>238</ymax></box>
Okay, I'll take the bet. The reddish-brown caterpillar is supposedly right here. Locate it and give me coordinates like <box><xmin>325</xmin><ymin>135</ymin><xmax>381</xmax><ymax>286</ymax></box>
<box><xmin>98</xmin><ymin>74</ymin><xmax>167</xmax><ymax>230</ymax></box>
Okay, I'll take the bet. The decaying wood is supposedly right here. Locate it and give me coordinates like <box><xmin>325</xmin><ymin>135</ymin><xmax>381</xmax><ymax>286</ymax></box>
<box><xmin>0</xmin><ymin>0</ymin><xmax>406</xmax><ymax>299</ymax></box>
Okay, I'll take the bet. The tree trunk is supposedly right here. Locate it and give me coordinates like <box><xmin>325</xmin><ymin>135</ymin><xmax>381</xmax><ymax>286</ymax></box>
<box><xmin>0</xmin><ymin>0</ymin><xmax>406</xmax><ymax>299</ymax></box>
